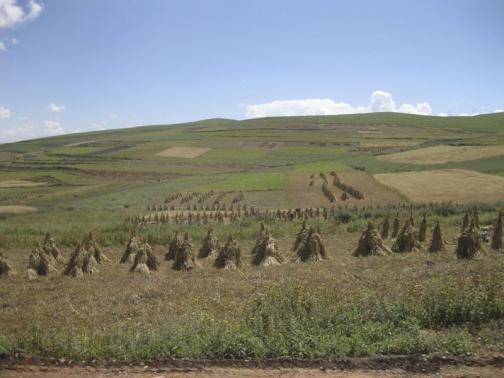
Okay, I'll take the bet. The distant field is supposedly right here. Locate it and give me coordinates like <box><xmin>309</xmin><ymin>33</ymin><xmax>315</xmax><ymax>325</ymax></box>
<box><xmin>0</xmin><ymin>112</ymin><xmax>503</xmax><ymax>243</ymax></box>
<box><xmin>375</xmin><ymin>169</ymin><xmax>504</xmax><ymax>203</ymax></box>
<box><xmin>378</xmin><ymin>145</ymin><xmax>504</xmax><ymax>164</ymax></box>
<box><xmin>0</xmin><ymin>180</ymin><xmax>47</xmax><ymax>188</ymax></box>
<box><xmin>0</xmin><ymin>205</ymin><xmax>37</xmax><ymax>214</ymax></box>
<box><xmin>156</xmin><ymin>146</ymin><xmax>211</xmax><ymax>158</ymax></box>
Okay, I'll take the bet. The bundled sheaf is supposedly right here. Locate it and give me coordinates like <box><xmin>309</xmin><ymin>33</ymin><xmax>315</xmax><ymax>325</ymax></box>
<box><xmin>461</xmin><ymin>211</ymin><xmax>470</xmax><ymax>231</ymax></box>
<box><xmin>294</xmin><ymin>227</ymin><xmax>328</xmax><ymax>262</ymax></box>
<box><xmin>198</xmin><ymin>229</ymin><xmax>220</xmax><ymax>258</ymax></box>
<box><xmin>83</xmin><ymin>232</ymin><xmax>108</xmax><ymax>263</ymax></box>
<box><xmin>391</xmin><ymin>213</ymin><xmax>400</xmax><ymax>238</ymax></box>
<box><xmin>27</xmin><ymin>245</ymin><xmax>56</xmax><ymax>278</ymax></box>
<box><xmin>456</xmin><ymin>220</ymin><xmax>486</xmax><ymax>259</ymax></box>
<box><xmin>64</xmin><ymin>234</ymin><xmax>105</xmax><ymax>278</ymax></box>
<box><xmin>64</xmin><ymin>243</ymin><xmax>99</xmax><ymax>277</ymax></box>
<box><xmin>130</xmin><ymin>240</ymin><xmax>159</xmax><ymax>274</ymax></box>
<box><xmin>215</xmin><ymin>235</ymin><xmax>241</xmax><ymax>269</ymax></box>
<box><xmin>165</xmin><ymin>231</ymin><xmax>182</xmax><ymax>261</ymax></box>
<box><xmin>491</xmin><ymin>210</ymin><xmax>503</xmax><ymax>251</ymax></box>
<box><xmin>172</xmin><ymin>233</ymin><xmax>198</xmax><ymax>271</ymax></box>
<box><xmin>380</xmin><ymin>215</ymin><xmax>390</xmax><ymax>239</ymax></box>
<box><xmin>292</xmin><ymin>221</ymin><xmax>309</xmax><ymax>252</ymax></box>
<box><xmin>392</xmin><ymin>219</ymin><xmax>420</xmax><ymax>253</ymax></box>
<box><xmin>120</xmin><ymin>234</ymin><xmax>141</xmax><ymax>264</ymax></box>
<box><xmin>251</xmin><ymin>226</ymin><xmax>284</xmax><ymax>266</ymax></box>
<box><xmin>0</xmin><ymin>253</ymin><xmax>14</xmax><ymax>277</ymax></box>
<box><xmin>428</xmin><ymin>221</ymin><xmax>446</xmax><ymax>252</ymax></box>
<box><xmin>418</xmin><ymin>214</ymin><xmax>427</xmax><ymax>242</ymax></box>
<box><xmin>42</xmin><ymin>232</ymin><xmax>65</xmax><ymax>264</ymax></box>
<box><xmin>353</xmin><ymin>222</ymin><xmax>392</xmax><ymax>257</ymax></box>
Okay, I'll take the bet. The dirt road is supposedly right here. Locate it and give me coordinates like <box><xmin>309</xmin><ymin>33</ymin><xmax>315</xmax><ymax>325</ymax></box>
<box><xmin>1</xmin><ymin>365</ymin><xmax>504</xmax><ymax>377</ymax></box>
<box><xmin>2</xmin><ymin>355</ymin><xmax>504</xmax><ymax>378</ymax></box>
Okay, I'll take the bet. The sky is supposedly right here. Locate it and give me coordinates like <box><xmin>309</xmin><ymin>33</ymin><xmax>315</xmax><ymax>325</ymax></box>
<box><xmin>0</xmin><ymin>0</ymin><xmax>503</xmax><ymax>143</ymax></box>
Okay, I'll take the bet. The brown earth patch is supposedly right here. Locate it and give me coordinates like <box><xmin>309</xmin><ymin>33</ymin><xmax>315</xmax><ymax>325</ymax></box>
<box><xmin>1</xmin><ymin>354</ymin><xmax>504</xmax><ymax>377</ymax></box>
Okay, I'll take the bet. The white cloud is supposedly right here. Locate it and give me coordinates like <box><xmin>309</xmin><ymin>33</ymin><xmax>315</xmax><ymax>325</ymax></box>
<box><xmin>437</xmin><ymin>113</ymin><xmax>448</xmax><ymax>117</ymax></box>
<box><xmin>458</xmin><ymin>112</ymin><xmax>481</xmax><ymax>117</ymax></box>
<box><xmin>494</xmin><ymin>109</ymin><xmax>503</xmax><ymax>113</ymax></box>
<box><xmin>0</xmin><ymin>105</ymin><xmax>11</xmax><ymax>118</ymax></box>
<box><xmin>0</xmin><ymin>0</ymin><xmax>42</xmax><ymax>28</ymax></box>
<box><xmin>0</xmin><ymin>41</ymin><xmax>5</xmax><ymax>50</ymax></box>
<box><xmin>369</xmin><ymin>90</ymin><xmax>396</xmax><ymax>112</ymax></box>
<box><xmin>10</xmin><ymin>37</ymin><xmax>17</xmax><ymax>44</ymax></box>
<box><xmin>0</xmin><ymin>118</ymin><xmax>66</xmax><ymax>143</ymax></box>
<box><xmin>48</xmin><ymin>103</ymin><xmax>65</xmax><ymax>113</ymax></box>
<box><xmin>42</xmin><ymin>120</ymin><xmax>64</xmax><ymax>135</ymax></box>
<box><xmin>246</xmin><ymin>90</ymin><xmax>433</xmax><ymax>118</ymax></box>
<box><xmin>245</xmin><ymin>99</ymin><xmax>367</xmax><ymax>118</ymax></box>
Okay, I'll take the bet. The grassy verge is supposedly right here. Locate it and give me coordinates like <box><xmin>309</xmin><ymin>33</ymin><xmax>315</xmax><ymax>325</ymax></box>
<box><xmin>1</xmin><ymin>276</ymin><xmax>503</xmax><ymax>360</ymax></box>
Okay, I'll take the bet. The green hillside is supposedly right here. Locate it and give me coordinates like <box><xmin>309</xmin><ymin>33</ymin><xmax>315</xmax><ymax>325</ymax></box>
<box><xmin>0</xmin><ymin>112</ymin><xmax>503</xmax><ymax>249</ymax></box>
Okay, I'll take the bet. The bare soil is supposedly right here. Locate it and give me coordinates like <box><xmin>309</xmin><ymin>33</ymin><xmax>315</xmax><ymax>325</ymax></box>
<box><xmin>2</xmin><ymin>354</ymin><xmax>504</xmax><ymax>377</ymax></box>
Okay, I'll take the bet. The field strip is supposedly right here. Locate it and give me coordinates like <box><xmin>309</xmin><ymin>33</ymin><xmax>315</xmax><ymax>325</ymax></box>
<box><xmin>377</xmin><ymin>144</ymin><xmax>504</xmax><ymax>164</ymax></box>
<box><xmin>0</xmin><ymin>205</ymin><xmax>37</xmax><ymax>214</ymax></box>
<box><xmin>375</xmin><ymin>169</ymin><xmax>504</xmax><ymax>203</ymax></box>
<box><xmin>156</xmin><ymin>147</ymin><xmax>211</xmax><ymax>158</ymax></box>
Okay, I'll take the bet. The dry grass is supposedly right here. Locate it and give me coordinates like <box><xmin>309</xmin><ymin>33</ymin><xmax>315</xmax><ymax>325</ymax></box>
<box><xmin>0</xmin><ymin>180</ymin><xmax>47</xmax><ymax>188</ymax></box>
<box><xmin>286</xmin><ymin>171</ymin><xmax>403</xmax><ymax>208</ymax></box>
<box><xmin>1</xmin><ymin>225</ymin><xmax>502</xmax><ymax>336</ymax></box>
<box><xmin>375</xmin><ymin>169</ymin><xmax>504</xmax><ymax>203</ymax></box>
<box><xmin>156</xmin><ymin>147</ymin><xmax>211</xmax><ymax>158</ymax></box>
<box><xmin>0</xmin><ymin>205</ymin><xmax>38</xmax><ymax>214</ymax></box>
<box><xmin>377</xmin><ymin>145</ymin><xmax>504</xmax><ymax>164</ymax></box>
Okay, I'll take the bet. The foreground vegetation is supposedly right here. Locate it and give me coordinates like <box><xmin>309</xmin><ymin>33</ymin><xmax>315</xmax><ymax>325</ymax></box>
<box><xmin>1</xmin><ymin>275</ymin><xmax>504</xmax><ymax>360</ymax></box>
<box><xmin>1</xmin><ymin>113</ymin><xmax>504</xmax><ymax>361</ymax></box>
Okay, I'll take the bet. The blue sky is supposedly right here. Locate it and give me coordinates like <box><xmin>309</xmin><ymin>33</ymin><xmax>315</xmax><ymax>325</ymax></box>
<box><xmin>0</xmin><ymin>0</ymin><xmax>503</xmax><ymax>142</ymax></box>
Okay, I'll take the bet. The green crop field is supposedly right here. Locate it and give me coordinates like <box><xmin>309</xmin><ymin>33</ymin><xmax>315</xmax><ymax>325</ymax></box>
<box><xmin>1</xmin><ymin>112</ymin><xmax>504</xmax><ymax>364</ymax></box>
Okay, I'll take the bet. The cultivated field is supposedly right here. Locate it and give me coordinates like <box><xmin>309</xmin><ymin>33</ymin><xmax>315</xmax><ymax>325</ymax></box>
<box><xmin>1</xmin><ymin>113</ymin><xmax>504</xmax><ymax>371</ymax></box>
<box><xmin>378</xmin><ymin>144</ymin><xmax>504</xmax><ymax>164</ymax></box>
<box><xmin>0</xmin><ymin>180</ymin><xmax>48</xmax><ymax>188</ymax></box>
<box><xmin>156</xmin><ymin>146</ymin><xmax>212</xmax><ymax>158</ymax></box>
<box><xmin>375</xmin><ymin>169</ymin><xmax>504</xmax><ymax>203</ymax></box>
<box><xmin>0</xmin><ymin>205</ymin><xmax>38</xmax><ymax>214</ymax></box>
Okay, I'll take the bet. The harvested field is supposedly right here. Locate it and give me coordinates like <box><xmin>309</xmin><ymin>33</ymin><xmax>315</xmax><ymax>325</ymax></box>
<box><xmin>378</xmin><ymin>145</ymin><xmax>504</xmax><ymax>164</ymax></box>
<box><xmin>336</xmin><ymin>171</ymin><xmax>404</xmax><ymax>205</ymax></box>
<box><xmin>0</xmin><ymin>205</ymin><xmax>38</xmax><ymax>214</ymax></box>
<box><xmin>375</xmin><ymin>169</ymin><xmax>504</xmax><ymax>203</ymax></box>
<box><xmin>0</xmin><ymin>180</ymin><xmax>48</xmax><ymax>188</ymax></box>
<box><xmin>156</xmin><ymin>147</ymin><xmax>211</xmax><ymax>158</ymax></box>
<box><xmin>287</xmin><ymin>174</ymin><xmax>331</xmax><ymax>208</ymax></box>
<box><xmin>287</xmin><ymin>171</ymin><xmax>403</xmax><ymax>208</ymax></box>
<box><xmin>2</xmin><ymin>224</ymin><xmax>504</xmax><ymax>362</ymax></box>
<box><xmin>245</xmin><ymin>190</ymin><xmax>290</xmax><ymax>209</ymax></box>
